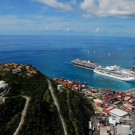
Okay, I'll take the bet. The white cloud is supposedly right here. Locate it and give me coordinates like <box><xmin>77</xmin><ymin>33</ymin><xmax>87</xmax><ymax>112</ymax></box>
<box><xmin>34</xmin><ymin>0</ymin><xmax>73</xmax><ymax>11</ymax></box>
<box><xmin>95</xmin><ymin>27</ymin><xmax>101</xmax><ymax>33</ymax></box>
<box><xmin>0</xmin><ymin>15</ymin><xmax>75</xmax><ymax>34</ymax></box>
<box><xmin>80</xmin><ymin>0</ymin><xmax>135</xmax><ymax>18</ymax></box>
<box><xmin>0</xmin><ymin>15</ymin><xmax>32</xmax><ymax>27</ymax></box>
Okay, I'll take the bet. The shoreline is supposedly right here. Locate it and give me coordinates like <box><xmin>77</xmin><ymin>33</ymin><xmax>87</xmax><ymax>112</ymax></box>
<box><xmin>125</xmin><ymin>88</ymin><xmax>135</xmax><ymax>94</ymax></box>
<box><xmin>55</xmin><ymin>77</ymin><xmax>135</xmax><ymax>94</ymax></box>
<box><xmin>87</xmin><ymin>85</ymin><xmax>135</xmax><ymax>93</ymax></box>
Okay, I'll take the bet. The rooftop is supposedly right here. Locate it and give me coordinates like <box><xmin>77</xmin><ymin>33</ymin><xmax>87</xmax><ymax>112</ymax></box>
<box><xmin>93</xmin><ymin>99</ymin><xmax>103</xmax><ymax>103</ymax></box>
<box><xmin>109</xmin><ymin>108</ymin><xmax>128</xmax><ymax>117</ymax></box>
<box><xmin>116</xmin><ymin>124</ymin><xmax>132</xmax><ymax>135</ymax></box>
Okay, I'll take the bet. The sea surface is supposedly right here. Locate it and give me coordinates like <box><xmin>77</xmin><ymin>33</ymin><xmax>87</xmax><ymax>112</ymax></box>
<box><xmin>0</xmin><ymin>35</ymin><xmax>135</xmax><ymax>91</ymax></box>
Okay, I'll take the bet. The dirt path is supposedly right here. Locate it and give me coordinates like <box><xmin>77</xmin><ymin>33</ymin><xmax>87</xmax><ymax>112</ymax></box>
<box><xmin>47</xmin><ymin>79</ymin><xmax>68</xmax><ymax>135</ymax></box>
<box><xmin>13</xmin><ymin>96</ymin><xmax>30</xmax><ymax>135</ymax></box>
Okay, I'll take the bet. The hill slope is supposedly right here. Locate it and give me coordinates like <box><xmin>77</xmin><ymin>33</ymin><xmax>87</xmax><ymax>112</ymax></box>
<box><xmin>0</xmin><ymin>64</ymin><xmax>94</xmax><ymax>135</ymax></box>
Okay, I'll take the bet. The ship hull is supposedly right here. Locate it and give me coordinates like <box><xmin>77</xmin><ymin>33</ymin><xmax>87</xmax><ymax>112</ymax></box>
<box><xmin>72</xmin><ymin>62</ymin><xmax>95</xmax><ymax>70</ymax></box>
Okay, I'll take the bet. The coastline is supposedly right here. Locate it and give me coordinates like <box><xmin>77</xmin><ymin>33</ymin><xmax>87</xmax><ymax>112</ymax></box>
<box><xmin>90</xmin><ymin>86</ymin><xmax>135</xmax><ymax>94</ymax></box>
<box><xmin>125</xmin><ymin>88</ymin><xmax>135</xmax><ymax>94</ymax></box>
<box><xmin>87</xmin><ymin>84</ymin><xmax>135</xmax><ymax>93</ymax></box>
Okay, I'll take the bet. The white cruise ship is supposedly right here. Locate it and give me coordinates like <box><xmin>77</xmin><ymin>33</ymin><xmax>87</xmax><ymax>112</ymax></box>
<box><xmin>94</xmin><ymin>65</ymin><xmax>135</xmax><ymax>82</ymax></box>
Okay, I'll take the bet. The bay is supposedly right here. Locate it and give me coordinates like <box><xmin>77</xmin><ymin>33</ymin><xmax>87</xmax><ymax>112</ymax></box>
<box><xmin>0</xmin><ymin>35</ymin><xmax>135</xmax><ymax>91</ymax></box>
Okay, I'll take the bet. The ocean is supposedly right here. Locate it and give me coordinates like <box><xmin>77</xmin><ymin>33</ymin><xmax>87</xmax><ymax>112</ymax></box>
<box><xmin>0</xmin><ymin>35</ymin><xmax>135</xmax><ymax>91</ymax></box>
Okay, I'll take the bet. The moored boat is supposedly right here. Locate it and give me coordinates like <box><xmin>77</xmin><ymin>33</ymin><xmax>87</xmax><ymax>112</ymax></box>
<box><xmin>94</xmin><ymin>65</ymin><xmax>135</xmax><ymax>82</ymax></box>
<box><xmin>71</xmin><ymin>59</ymin><xmax>99</xmax><ymax>70</ymax></box>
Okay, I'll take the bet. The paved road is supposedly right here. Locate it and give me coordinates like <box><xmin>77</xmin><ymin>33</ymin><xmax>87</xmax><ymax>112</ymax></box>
<box><xmin>47</xmin><ymin>79</ymin><xmax>68</xmax><ymax>135</ymax></box>
<box><xmin>13</xmin><ymin>96</ymin><xmax>30</xmax><ymax>135</ymax></box>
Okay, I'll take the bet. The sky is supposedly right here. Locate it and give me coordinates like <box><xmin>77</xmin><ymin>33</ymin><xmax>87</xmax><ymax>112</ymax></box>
<box><xmin>0</xmin><ymin>0</ymin><xmax>135</xmax><ymax>36</ymax></box>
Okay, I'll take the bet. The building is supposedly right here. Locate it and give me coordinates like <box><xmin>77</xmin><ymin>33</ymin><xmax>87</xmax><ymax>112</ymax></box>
<box><xmin>116</xmin><ymin>124</ymin><xmax>132</xmax><ymax>135</ymax></box>
<box><xmin>0</xmin><ymin>81</ymin><xmax>8</xmax><ymax>89</ymax></box>
<box><xmin>103</xmin><ymin>106</ymin><xmax>115</xmax><ymax>115</ymax></box>
<box><xmin>100</xmin><ymin>126</ymin><xmax>114</xmax><ymax>135</ymax></box>
<box><xmin>93</xmin><ymin>99</ymin><xmax>103</xmax><ymax>104</ymax></box>
<box><xmin>57</xmin><ymin>85</ymin><xmax>63</xmax><ymax>91</ymax></box>
<box><xmin>93</xmin><ymin>99</ymin><xmax>103</xmax><ymax>111</ymax></box>
<box><xmin>109</xmin><ymin>108</ymin><xmax>129</xmax><ymax>119</ymax></box>
<box><xmin>109</xmin><ymin>117</ymin><xmax>116</xmax><ymax>126</ymax></box>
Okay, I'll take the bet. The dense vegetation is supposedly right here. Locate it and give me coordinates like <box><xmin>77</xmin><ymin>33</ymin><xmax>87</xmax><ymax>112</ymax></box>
<box><xmin>0</xmin><ymin>66</ymin><xmax>94</xmax><ymax>135</ymax></box>
<box><xmin>0</xmin><ymin>97</ymin><xmax>25</xmax><ymax>135</ymax></box>
<box><xmin>0</xmin><ymin>69</ymin><xmax>62</xmax><ymax>135</ymax></box>
<box><xmin>51</xmin><ymin>79</ymin><xmax>95</xmax><ymax>135</ymax></box>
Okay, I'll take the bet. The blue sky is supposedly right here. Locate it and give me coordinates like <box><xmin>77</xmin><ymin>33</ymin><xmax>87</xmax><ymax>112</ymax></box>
<box><xmin>0</xmin><ymin>0</ymin><xmax>135</xmax><ymax>36</ymax></box>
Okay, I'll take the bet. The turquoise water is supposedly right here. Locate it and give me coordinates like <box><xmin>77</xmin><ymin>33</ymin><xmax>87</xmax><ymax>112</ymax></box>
<box><xmin>0</xmin><ymin>35</ymin><xmax>135</xmax><ymax>91</ymax></box>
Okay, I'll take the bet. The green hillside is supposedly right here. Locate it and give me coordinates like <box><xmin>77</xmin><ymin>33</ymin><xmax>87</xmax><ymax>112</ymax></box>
<box><xmin>0</xmin><ymin>64</ymin><xmax>94</xmax><ymax>135</ymax></box>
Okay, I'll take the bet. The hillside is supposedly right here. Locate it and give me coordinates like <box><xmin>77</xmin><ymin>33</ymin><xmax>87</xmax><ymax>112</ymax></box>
<box><xmin>0</xmin><ymin>64</ymin><xmax>94</xmax><ymax>135</ymax></box>
<box><xmin>50</xmin><ymin>79</ymin><xmax>95</xmax><ymax>135</ymax></box>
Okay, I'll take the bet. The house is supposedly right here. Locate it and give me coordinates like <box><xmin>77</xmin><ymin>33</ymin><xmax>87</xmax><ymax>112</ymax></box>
<box><xmin>116</xmin><ymin>124</ymin><xmax>132</xmax><ymax>135</ymax></box>
<box><xmin>100</xmin><ymin>126</ymin><xmax>114</xmax><ymax>135</ymax></box>
<box><xmin>103</xmin><ymin>106</ymin><xmax>115</xmax><ymax>115</ymax></box>
<box><xmin>109</xmin><ymin>108</ymin><xmax>129</xmax><ymax>119</ymax></box>
<box><xmin>93</xmin><ymin>99</ymin><xmax>103</xmax><ymax>111</ymax></box>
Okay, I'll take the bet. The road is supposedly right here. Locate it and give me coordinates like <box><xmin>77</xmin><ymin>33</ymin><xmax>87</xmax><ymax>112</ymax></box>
<box><xmin>0</xmin><ymin>88</ymin><xmax>9</xmax><ymax>97</ymax></box>
<box><xmin>13</xmin><ymin>96</ymin><xmax>30</xmax><ymax>135</ymax></box>
<box><xmin>47</xmin><ymin>79</ymin><xmax>68</xmax><ymax>135</ymax></box>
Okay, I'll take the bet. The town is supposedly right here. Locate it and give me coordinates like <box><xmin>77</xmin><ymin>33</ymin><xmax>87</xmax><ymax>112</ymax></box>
<box><xmin>55</xmin><ymin>78</ymin><xmax>135</xmax><ymax>135</ymax></box>
<box><xmin>0</xmin><ymin>63</ymin><xmax>38</xmax><ymax>76</ymax></box>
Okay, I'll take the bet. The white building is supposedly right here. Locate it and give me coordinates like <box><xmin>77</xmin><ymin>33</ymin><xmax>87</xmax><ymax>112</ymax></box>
<box><xmin>93</xmin><ymin>99</ymin><xmax>103</xmax><ymax>104</ymax></box>
<box><xmin>57</xmin><ymin>85</ymin><xmax>63</xmax><ymax>91</ymax></box>
<box><xmin>116</xmin><ymin>124</ymin><xmax>132</xmax><ymax>135</ymax></box>
<box><xmin>0</xmin><ymin>81</ymin><xmax>8</xmax><ymax>89</ymax></box>
<box><xmin>109</xmin><ymin>108</ymin><xmax>129</xmax><ymax>119</ymax></box>
<box><xmin>109</xmin><ymin>117</ymin><xmax>116</xmax><ymax>126</ymax></box>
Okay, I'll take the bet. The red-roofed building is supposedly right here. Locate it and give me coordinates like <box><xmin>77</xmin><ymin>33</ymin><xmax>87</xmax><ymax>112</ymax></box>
<box><xmin>103</xmin><ymin>106</ymin><xmax>115</xmax><ymax>115</ymax></box>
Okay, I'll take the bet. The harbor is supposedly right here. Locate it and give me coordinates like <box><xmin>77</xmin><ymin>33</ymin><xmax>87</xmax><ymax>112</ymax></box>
<box><xmin>71</xmin><ymin>59</ymin><xmax>135</xmax><ymax>82</ymax></box>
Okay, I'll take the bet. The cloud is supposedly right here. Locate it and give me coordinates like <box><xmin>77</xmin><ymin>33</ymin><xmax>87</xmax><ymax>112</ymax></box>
<box><xmin>0</xmin><ymin>14</ymin><xmax>134</xmax><ymax>36</ymax></box>
<box><xmin>0</xmin><ymin>15</ymin><xmax>32</xmax><ymax>27</ymax></box>
<box><xmin>0</xmin><ymin>15</ymin><xmax>42</xmax><ymax>34</ymax></box>
<box><xmin>34</xmin><ymin>0</ymin><xmax>73</xmax><ymax>11</ymax></box>
<box><xmin>0</xmin><ymin>15</ymin><xmax>76</xmax><ymax>34</ymax></box>
<box><xmin>95</xmin><ymin>27</ymin><xmax>101</xmax><ymax>33</ymax></box>
<box><xmin>80</xmin><ymin>0</ymin><xmax>135</xmax><ymax>18</ymax></box>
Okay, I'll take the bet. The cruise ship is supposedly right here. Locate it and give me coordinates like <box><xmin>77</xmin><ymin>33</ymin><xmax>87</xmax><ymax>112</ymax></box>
<box><xmin>71</xmin><ymin>59</ymin><xmax>99</xmax><ymax>70</ymax></box>
<box><xmin>94</xmin><ymin>65</ymin><xmax>135</xmax><ymax>82</ymax></box>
